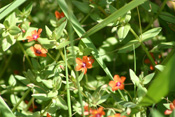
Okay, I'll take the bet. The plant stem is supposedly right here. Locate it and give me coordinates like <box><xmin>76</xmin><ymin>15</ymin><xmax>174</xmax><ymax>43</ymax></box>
<box><xmin>130</xmin><ymin>28</ymin><xmax>155</xmax><ymax>67</ymax></box>
<box><xmin>64</xmin><ymin>47</ymin><xmax>72</xmax><ymax>117</ymax></box>
<box><xmin>118</xmin><ymin>89</ymin><xmax>127</xmax><ymax>101</ymax></box>
<box><xmin>17</xmin><ymin>41</ymin><xmax>32</xmax><ymax>68</ymax></box>
<box><xmin>12</xmin><ymin>88</ymin><xmax>30</xmax><ymax>112</ymax></box>
<box><xmin>76</xmin><ymin>72</ymin><xmax>85</xmax><ymax>117</ymax></box>
<box><xmin>60</xmin><ymin>49</ymin><xmax>72</xmax><ymax>70</ymax></box>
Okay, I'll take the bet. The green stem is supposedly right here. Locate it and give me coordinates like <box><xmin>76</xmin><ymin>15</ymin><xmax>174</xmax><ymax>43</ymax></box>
<box><xmin>60</xmin><ymin>49</ymin><xmax>72</xmax><ymax>70</ymax></box>
<box><xmin>12</xmin><ymin>88</ymin><xmax>30</xmax><ymax>112</ymax></box>
<box><xmin>17</xmin><ymin>41</ymin><xmax>32</xmax><ymax>68</ymax></box>
<box><xmin>26</xmin><ymin>97</ymin><xmax>34</xmax><ymax>111</ymax></box>
<box><xmin>64</xmin><ymin>47</ymin><xmax>72</xmax><ymax>117</ymax></box>
<box><xmin>118</xmin><ymin>89</ymin><xmax>127</xmax><ymax>101</ymax></box>
<box><xmin>133</xmin><ymin>44</ymin><xmax>136</xmax><ymax>72</ymax></box>
<box><xmin>161</xmin><ymin>48</ymin><xmax>175</xmax><ymax>65</ymax></box>
<box><xmin>130</xmin><ymin>28</ymin><xmax>155</xmax><ymax>67</ymax></box>
<box><xmin>80</xmin><ymin>9</ymin><xmax>94</xmax><ymax>24</ymax></box>
<box><xmin>40</xmin><ymin>100</ymin><xmax>52</xmax><ymax>116</ymax></box>
<box><xmin>76</xmin><ymin>72</ymin><xmax>85</xmax><ymax>117</ymax></box>
<box><xmin>0</xmin><ymin>53</ymin><xmax>12</xmax><ymax>79</ymax></box>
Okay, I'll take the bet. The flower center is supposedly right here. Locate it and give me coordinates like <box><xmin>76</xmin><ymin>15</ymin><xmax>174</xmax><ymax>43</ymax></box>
<box><xmin>116</xmin><ymin>82</ymin><xmax>121</xmax><ymax>87</ymax></box>
<box><xmin>82</xmin><ymin>62</ymin><xmax>86</xmax><ymax>68</ymax></box>
<box><xmin>36</xmin><ymin>50</ymin><xmax>41</xmax><ymax>54</ymax></box>
<box><xmin>96</xmin><ymin>114</ymin><xmax>101</xmax><ymax>117</ymax></box>
<box><xmin>33</xmin><ymin>35</ymin><xmax>38</xmax><ymax>39</ymax></box>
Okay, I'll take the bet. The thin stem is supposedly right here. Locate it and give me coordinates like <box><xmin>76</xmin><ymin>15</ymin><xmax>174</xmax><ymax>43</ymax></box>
<box><xmin>130</xmin><ymin>28</ymin><xmax>155</xmax><ymax>67</ymax></box>
<box><xmin>17</xmin><ymin>41</ymin><xmax>32</xmax><ymax>68</ymax></box>
<box><xmin>77</xmin><ymin>73</ymin><xmax>85</xmax><ymax>117</ymax></box>
<box><xmin>80</xmin><ymin>9</ymin><xmax>94</xmax><ymax>24</ymax></box>
<box><xmin>12</xmin><ymin>88</ymin><xmax>30</xmax><ymax>112</ymax></box>
<box><xmin>64</xmin><ymin>47</ymin><xmax>72</xmax><ymax>117</ymax></box>
<box><xmin>60</xmin><ymin>49</ymin><xmax>72</xmax><ymax>70</ymax></box>
<box><xmin>118</xmin><ymin>89</ymin><xmax>127</xmax><ymax>101</ymax></box>
<box><xmin>133</xmin><ymin>44</ymin><xmax>136</xmax><ymax>72</ymax></box>
<box><xmin>40</xmin><ymin>100</ymin><xmax>52</xmax><ymax>116</ymax></box>
<box><xmin>25</xmin><ymin>97</ymin><xmax>33</xmax><ymax>111</ymax></box>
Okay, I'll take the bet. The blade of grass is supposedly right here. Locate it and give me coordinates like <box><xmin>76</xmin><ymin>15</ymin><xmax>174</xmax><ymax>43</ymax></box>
<box><xmin>57</xmin><ymin>0</ymin><xmax>113</xmax><ymax>80</ymax></box>
<box><xmin>64</xmin><ymin>46</ymin><xmax>72</xmax><ymax>116</ymax></box>
<box><xmin>81</xmin><ymin>0</ymin><xmax>147</xmax><ymax>38</ymax></box>
<box><xmin>139</xmin><ymin>52</ymin><xmax>175</xmax><ymax>106</ymax></box>
<box><xmin>0</xmin><ymin>0</ymin><xmax>27</xmax><ymax>20</ymax></box>
<box><xmin>0</xmin><ymin>96</ymin><xmax>15</xmax><ymax>117</ymax></box>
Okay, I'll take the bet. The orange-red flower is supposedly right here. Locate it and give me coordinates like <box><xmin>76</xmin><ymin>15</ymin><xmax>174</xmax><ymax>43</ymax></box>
<box><xmin>55</xmin><ymin>11</ymin><xmax>64</xmax><ymax>20</ymax></box>
<box><xmin>30</xmin><ymin>44</ymin><xmax>47</xmax><ymax>57</ymax></box>
<box><xmin>26</xmin><ymin>28</ymin><xmax>42</xmax><ymax>42</ymax></box>
<box><xmin>144</xmin><ymin>53</ymin><xmax>160</xmax><ymax>70</ymax></box>
<box><xmin>109</xmin><ymin>75</ymin><xmax>126</xmax><ymax>91</ymax></box>
<box><xmin>90</xmin><ymin>107</ymin><xmax>105</xmax><ymax>117</ymax></box>
<box><xmin>108</xmin><ymin>113</ymin><xmax>126</xmax><ymax>117</ymax></box>
<box><xmin>164</xmin><ymin>99</ymin><xmax>175</xmax><ymax>115</ymax></box>
<box><xmin>75</xmin><ymin>56</ymin><xmax>94</xmax><ymax>74</ymax></box>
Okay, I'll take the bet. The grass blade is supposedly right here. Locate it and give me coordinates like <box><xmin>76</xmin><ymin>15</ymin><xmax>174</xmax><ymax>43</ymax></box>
<box><xmin>57</xmin><ymin>0</ymin><xmax>113</xmax><ymax>80</ymax></box>
<box><xmin>0</xmin><ymin>0</ymin><xmax>27</xmax><ymax>20</ymax></box>
<box><xmin>81</xmin><ymin>0</ymin><xmax>147</xmax><ymax>38</ymax></box>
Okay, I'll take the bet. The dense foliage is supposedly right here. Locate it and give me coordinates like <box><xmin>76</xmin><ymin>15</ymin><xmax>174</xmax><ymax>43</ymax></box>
<box><xmin>0</xmin><ymin>0</ymin><xmax>175</xmax><ymax>117</ymax></box>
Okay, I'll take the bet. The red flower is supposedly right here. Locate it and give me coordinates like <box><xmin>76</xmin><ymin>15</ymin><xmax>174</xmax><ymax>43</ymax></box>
<box><xmin>144</xmin><ymin>53</ymin><xmax>159</xmax><ymax>70</ymax></box>
<box><xmin>164</xmin><ymin>99</ymin><xmax>175</xmax><ymax>115</ymax></box>
<box><xmin>108</xmin><ymin>113</ymin><xmax>126</xmax><ymax>117</ymax></box>
<box><xmin>30</xmin><ymin>44</ymin><xmax>47</xmax><ymax>57</ymax></box>
<box><xmin>26</xmin><ymin>28</ymin><xmax>42</xmax><ymax>42</ymax></box>
<box><xmin>109</xmin><ymin>75</ymin><xmax>126</xmax><ymax>91</ymax></box>
<box><xmin>55</xmin><ymin>11</ymin><xmax>64</xmax><ymax>20</ymax></box>
<box><xmin>75</xmin><ymin>56</ymin><xmax>94</xmax><ymax>74</ymax></box>
<box><xmin>90</xmin><ymin>107</ymin><xmax>105</xmax><ymax>117</ymax></box>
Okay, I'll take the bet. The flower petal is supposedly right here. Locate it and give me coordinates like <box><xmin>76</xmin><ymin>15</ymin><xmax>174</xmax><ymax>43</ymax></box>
<box><xmin>76</xmin><ymin>58</ymin><xmax>83</xmax><ymax>65</ymax></box>
<box><xmin>164</xmin><ymin>109</ymin><xmax>172</xmax><ymax>115</ymax></box>
<box><xmin>109</xmin><ymin>81</ymin><xmax>116</xmax><ymax>87</ymax></box>
<box><xmin>121</xmin><ymin>76</ymin><xmax>126</xmax><ymax>83</ymax></box>
<box><xmin>37</xmin><ymin>28</ymin><xmax>42</xmax><ymax>35</ymax></box>
<box><xmin>113</xmin><ymin>75</ymin><xmax>120</xmax><ymax>81</ymax></box>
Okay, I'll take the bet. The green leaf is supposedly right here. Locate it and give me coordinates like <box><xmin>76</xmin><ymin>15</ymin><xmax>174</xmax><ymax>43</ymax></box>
<box><xmin>137</xmin><ymin>84</ymin><xmax>147</xmax><ymax>102</ymax></box>
<box><xmin>8</xmin><ymin>75</ymin><xmax>16</xmax><ymax>86</ymax></box>
<box><xmin>0</xmin><ymin>0</ymin><xmax>27</xmax><ymax>20</ymax></box>
<box><xmin>56</xmin><ymin>96</ymin><xmax>68</xmax><ymax>110</ymax></box>
<box><xmin>9</xmin><ymin>26</ymin><xmax>21</xmax><ymax>35</ymax></box>
<box><xmin>143</xmin><ymin>73</ymin><xmax>155</xmax><ymax>85</ymax></box>
<box><xmin>159</xmin><ymin>12</ymin><xmax>175</xmax><ymax>24</ymax></box>
<box><xmin>4</xmin><ymin>12</ymin><xmax>16</xmax><ymax>26</ymax></box>
<box><xmin>141</xmin><ymin>27</ymin><xmax>162</xmax><ymax>42</ymax></box>
<box><xmin>2</xmin><ymin>35</ymin><xmax>16</xmax><ymax>51</ymax></box>
<box><xmin>15</xmin><ymin>75</ymin><xmax>30</xmax><ymax>85</ymax></box>
<box><xmin>32</xmin><ymin>93</ymin><xmax>51</xmax><ymax>101</ymax></box>
<box><xmin>72</xmin><ymin>1</ymin><xmax>91</xmax><ymax>13</ymax></box>
<box><xmin>151</xmin><ymin>109</ymin><xmax>164</xmax><ymax>117</ymax></box>
<box><xmin>81</xmin><ymin>0</ymin><xmax>147</xmax><ymax>38</ymax></box>
<box><xmin>53</xmin><ymin>76</ymin><xmax>62</xmax><ymax>90</ymax></box>
<box><xmin>31</xmin><ymin>58</ymin><xmax>41</xmax><ymax>71</ymax></box>
<box><xmin>0</xmin><ymin>96</ymin><xmax>15</xmax><ymax>117</ymax></box>
<box><xmin>155</xmin><ymin>65</ymin><xmax>165</xmax><ymax>72</ymax></box>
<box><xmin>56</xmin><ymin>40</ymin><xmax>70</xmax><ymax>49</ymax></box>
<box><xmin>54</xmin><ymin>20</ymin><xmax>67</xmax><ymax>40</ymax></box>
<box><xmin>96</xmin><ymin>94</ymin><xmax>110</xmax><ymax>105</ymax></box>
<box><xmin>45</xmin><ymin>25</ymin><xmax>52</xmax><ymax>38</ymax></box>
<box><xmin>139</xmin><ymin>53</ymin><xmax>175</xmax><ymax>106</ymax></box>
<box><xmin>129</xmin><ymin>69</ymin><xmax>140</xmax><ymax>86</ymax></box>
<box><xmin>117</xmin><ymin>24</ymin><xmax>130</xmax><ymax>40</ymax></box>
<box><xmin>37</xmin><ymin>38</ymin><xmax>56</xmax><ymax>49</ymax></box>
<box><xmin>170</xmin><ymin>109</ymin><xmax>175</xmax><ymax>117</ymax></box>
<box><xmin>41</xmin><ymin>79</ymin><xmax>53</xmax><ymax>89</ymax></box>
